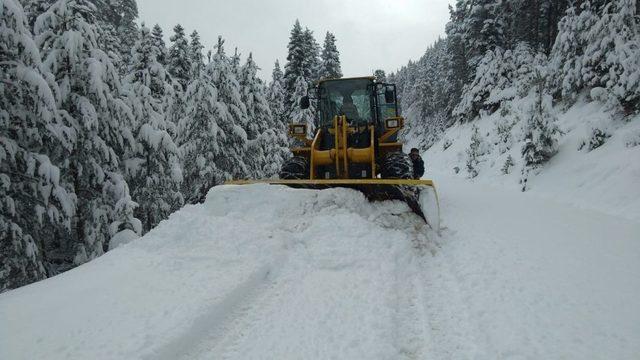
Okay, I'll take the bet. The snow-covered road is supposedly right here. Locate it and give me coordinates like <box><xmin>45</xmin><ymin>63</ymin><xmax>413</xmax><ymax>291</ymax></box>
<box><xmin>1</xmin><ymin>180</ymin><xmax>639</xmax><ymax>359</ymax></box>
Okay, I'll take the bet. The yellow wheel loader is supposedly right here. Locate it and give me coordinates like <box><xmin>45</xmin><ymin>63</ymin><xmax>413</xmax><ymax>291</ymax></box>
<box><xmin>228</xmin><ymin>77</ymin><xmax>440</xmax><ymax>230</ymax></box>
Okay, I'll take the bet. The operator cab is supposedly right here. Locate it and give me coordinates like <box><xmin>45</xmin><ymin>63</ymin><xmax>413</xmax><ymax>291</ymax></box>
<box><xmin>316</xmin><ymin>78</ymin><xmax>373</xmax><ymax>127</ymax></box>
<box><xmin>305</xmin><ymin>77</ymin><xmax>399</xmax><ymax>130</ymax></box>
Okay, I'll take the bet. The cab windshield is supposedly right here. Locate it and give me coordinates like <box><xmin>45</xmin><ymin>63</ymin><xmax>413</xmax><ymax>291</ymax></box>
<box><xmin>317</xmin><ymin>79</ymin><xmax>373</xmax><ymax>126</ymax></box>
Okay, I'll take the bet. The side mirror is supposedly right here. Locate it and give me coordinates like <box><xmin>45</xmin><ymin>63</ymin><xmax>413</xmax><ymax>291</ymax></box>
<box><xmin>384</xmin><ymin>89</ymin><xmax>394</xmax><ymax>104</ymax></box>
<box><xmin>300</xmin><ymin>96</ymin><xmax>310</xmax><ymax>109</ymax></box>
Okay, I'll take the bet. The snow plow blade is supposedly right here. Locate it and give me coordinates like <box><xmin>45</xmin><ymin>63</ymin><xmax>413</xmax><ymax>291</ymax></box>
<box><xmin>225</xmin><ymin>179</ymin><xmax>440</xmax><ymax>231</ymax></box>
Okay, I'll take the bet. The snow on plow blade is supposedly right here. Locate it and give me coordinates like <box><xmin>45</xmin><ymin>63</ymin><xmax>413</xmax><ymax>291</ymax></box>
<box><xmin>225</xmin><ymin>179</ymin><xmax>440</xmax><ymax>231</ymax></box>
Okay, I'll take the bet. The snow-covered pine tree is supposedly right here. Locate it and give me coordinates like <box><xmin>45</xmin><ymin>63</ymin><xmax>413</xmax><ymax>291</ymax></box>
<box><xmin>521</xmin><ymin>72</ymin><xmax>560</xmax><ymax>190</ymax></box>
<box><xmin>582</xmin><ymin>0</ymin><xmax>640</xmax><ymax>111</ymax></box>
<box><xmin>35</xmin><ymin>0</ymin><xmax>139</xmax><ymax>264</ymax></box>
<box><xmin>268</xmin><ymin>60</ymin><xmax>286</xmax><ymax>127</ymax></box>
<box><xmin>230</xmin><ymin>47</ymin><xmax>241</xmax><ymax>77</ymax></box>
<box><xmin>464</xmin><ymin>0</ymin><xmax>506</xmax><ymax>68</ymax></box>
<box><xmin>146</xmin><ymin>23</ymin><xmax>178</xmax><ymax>136</ymax></box>
<box><xmin>265</xmin><ymin>60</ymin><xmax>291</xmax><ymax>176</ymax></box>
<box><xmin>178</xmin><ymin>37</ymin><xmax>248</xmax><ymax>202</ymax></box>
<box><xmin>445</xmin><ymin>1</ymin><xmax>472</xmax><ymax>110</ymax></box>
<box><xmin>260</xmin><ymin>127</ymin><xmax>289</xmax><ymax>178</ymax></box>
<box><xmin>239</xmin><ymin>53</ymin><xmax>269</xmax><ymax>139</ymax></box>
<box><xmin>453</xmin><ymin>48</ymin><xmax>504</xmax><ymax>122</ymax></box>
<box><xmin>501</xmin><ymin>155</ymin><xmax>515</xmax><ymax>174</ymax></box>
<box><xmin>151</xmin><ymin>24</ymin><xmax>168</xmax><ymax>66</ymax></box>
<box><xmin>466</xmin><ymin>124</ymin><xmax>483</xmax><ymax>178</ymax></box>
<box><xmin>1</xmin><ymin>0</ymin><xmax>74</xmax><ymax>291</ymax></box>
<box><xmin>123</xmin><ymin>25</ymin><xmax>183</xmax><ymax>232</ymax></box>
<box><xmin>548</xmin><ymin>2</ymin><xmax>598</xmax><ymax>101</ymax></box>
<box><xmin>284</xmin><ymin>20</ymin><xmax>308</xmax><ymax>114</ymax></box>
<box><xmin>240</xmin><ymin>54</ymin><xmax>289</xmax><ymax>178</ymax></box>
<box><xmin>207</xmin><ymin>37</ymin><xmax>248</xmax><ymax>176</ymax></box>
<box><xmin>320</xmin><ymin>31</ymin><xmax>342</xmax><ymax>80</ymax></box>
<box><xmin>177</xmin><ymin>59</ymin><xmax>222</xmax><ymax>203</ymax></box>
<box><xmin>113</xmin><ymin>0</ymin><xmax>138</xmax><ymax>72</ymax></box>
<box><xmin>165</xmin><ymin>24</ymin><xmax>191</xmax><ymax>139</ymax></box>
<box><xmin>19</xmin><ymin>0</ymin><xmax>53</xmax><ymax>28</ymax></box>
<box><xmin>290</xmin><ymin>76</ymin><xmax>315</xmax><ymax>136</ymax></box>
<box><xmin>168</xmin><ymin>24</ymin><xmax>191</xmax><ymax>92</ymax></box>
<box><xmin>89</xmin><ymin>0</ymin><xmax>139</xmax><ymax>73</ymax></box>
<box><xmin>239</xmin><ymin>53</ymin><xmax>267</xmax><ymax>178</ymax></box>
<box><xmin>373</xmin><ymin>69</ymin><xmax>386</xmax><ymax>83</ymax></box>
<box><xmin>303</xmin><ymin>27</ymin><xmax>321</xmax><ymax>82</ymax></box>
<box><xmin>189</xmin><ymin>30</ymin><xmax>204</xmax><ymax>79</ymax></box>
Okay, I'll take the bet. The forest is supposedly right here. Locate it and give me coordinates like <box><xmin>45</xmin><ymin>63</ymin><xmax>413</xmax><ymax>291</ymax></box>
<box><xmin>395</xmin><ymin>0</ymin><xmax>639</xmax><ymax>155</ymax></box>
<box><xmin>1</xmin><ymin>0</ymin><xmax>341</xmax><ymax>291</ymax></box>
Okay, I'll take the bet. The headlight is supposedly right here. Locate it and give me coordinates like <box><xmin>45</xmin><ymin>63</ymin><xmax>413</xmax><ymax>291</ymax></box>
<box><xmin>289</xmin><ymin>124</ymin><xmax>307</xmax><ymax>136</ymax></box>
<box><xmin>386</xmin><ymin>119</ymin><xmax>399</xmax><ymax>129</ymax></box>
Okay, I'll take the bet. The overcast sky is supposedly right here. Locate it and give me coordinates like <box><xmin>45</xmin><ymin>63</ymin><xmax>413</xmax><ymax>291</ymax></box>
<box><xmin>137</xmin><ymin>0</ymin><xmax>454</xmax><ymax>81</ymax></box>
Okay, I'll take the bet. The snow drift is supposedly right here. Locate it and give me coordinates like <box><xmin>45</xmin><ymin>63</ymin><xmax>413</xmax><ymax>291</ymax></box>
<box><xmin>0</xmin><ymin>184</ymin><xmax>431</xmax><ymax>360</ymax></box>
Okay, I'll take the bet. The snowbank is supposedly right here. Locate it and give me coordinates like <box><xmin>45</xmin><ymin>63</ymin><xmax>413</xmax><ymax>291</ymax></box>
<box><xmin>418</xmin><ymin>100</ymin><xmax>640</xmax><ymax>221</ymax></box>
<box><xmin>0</xmin><ymin>184</ymin><xmax>430</xmax><ymax>360</ymax></box>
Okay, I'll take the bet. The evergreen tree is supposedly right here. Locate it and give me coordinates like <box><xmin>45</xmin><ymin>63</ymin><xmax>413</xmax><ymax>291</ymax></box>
<box><xmin>147</xmin><ymin>23</ymin><xmax>178</xmax><ymax>136</ymax></box>
<box><xmin>168</xmin><ymin>24</ymin><xmax>191</xmax><ymax>92</ymax></box>
<box><xmin>445</xmin><ymin>1</ymin><xmax>471</xmax><ymax>111</ymax></box>
<box><xmin>151</xmin><ymin>24</ymin><xmax>168</xmax><ymax>66</ymax></box>
<box><xmin>1</xmin><ymin>0</ymin><xmax>74</xmax><ymax>291</ymax></box>
<box><xmin>290</xmin><ymin>76</ymin><xmax>315</xmax><ymax>135</ymax></box>
<box><xmin>91</xmin><ymin>0</ymin><xmax>139</xmax><ymax>72</ymax></box>
<box><xmin>454</xmin><ymin>43</ymin><xmax>541</xmax><ymax>121</ymax></box>
<box><xmin>521</xmin><ymin>73</ymin><xmax>560</xmax><ymax>183</ymax></box>
<box><xmin>230</xmin><ymin>47</ymin><xmax>241</xmax><ymax>77</ymax></box>
<box><xmin>123</xmin><ymin>25</ymin><xmax>183</xmax><ymax>232</ymax></box>
<box><xmin>548</xmin><ymin>2</ymin><xmax>598</xmax><ymax>101</ymax></box>
<box><xmin>189</xmin><ymin>30</ymin><xmax>204</xmax><ymax>78</ymax></box>
<box><xmin>178</xmin><ymin>37</ymin><xmax>248</xmax><ymax>202</ymax></box>
<box><xmin>320</xmin><ymin>32</ymin><xmax>342</xmax><ymax>79</ymax></box>
<box><xmin>240</xmin><ymin>54</ymin><xmax>270</xmax><ymax>139</ymax></box>
<box><xmin>113</xmin><ymin>0</ymin><xmax>138</xmax><ymax>71</ymax></box>
<box><xmin>465</xmin><ymin>0</ymin><xmax>506</xmax><ymax>67</ymax></box>
<box><xmin>35</xmin><ymin>0</ymin><xmax>140</xmax><ymax>265</ymax></box>
<box><xmin>265</xmin><ymin>60</ymin><xmax>291</xmax><ymax>176</ymax></box>
<box><xmin>268</xmin><ymin>60</ymin><xmax>286</xmax><ymax>127</ymax></box>
<box><xmin>373</xmin><ymin>69</ymin><xmax>386</xmax><ymax>83</ymax></box>
<box><xmin>239</xmin><ymin>53</ymin><xmax>266</xmax><ymax>178</ymax></box>
<box><xmin>209</xmin><ymin>37</ymin><xmax>248</xmax><ymax>149</ymax></box>
<box><xmin>177</xmin><ymin>62</ymin><xmax>223</xmax><ymax>203</ymax></box>
<box><xmin>501</xmin><ymin>155</ymin><xmax>515</xmax><ymax>174</ymax></box>
<box><xmin>240</xmin><ymin>54</ymin><xmax>289</xmax><ymax>178</ymax></box>
<box><xmin>466</xmin><ymin>125</ymin><xmax>483</xmax><ymax>178</ymax></box>
<box><xmin>20</xmin><ymin>0</ymin><xmax>54</xmax><ymax>28</ymax></box>
<box><xmin>582</xmin><ymin>0</ymin><xmax>640</xmax><ymax>111</ymax></box>
<box><xmin>284</xmin><ymin>20</ymin><xmax>306</xmax><ymax>112</ymax></box>
<box><xmin>303</xmin><ymin>27</ymin><xmax>321</xmax><ymax>81</ymax></box>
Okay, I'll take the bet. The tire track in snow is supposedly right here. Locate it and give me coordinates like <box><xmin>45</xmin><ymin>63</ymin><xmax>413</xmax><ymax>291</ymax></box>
<box><xmin>143</xmin><ymin>249</ymin><xmax>290</xmax><ymax>360</ymax></box>
<box><xmin>418</xmin><ymin>228</ymin><xmax>490</xmax><ymax>359</ymax></box>
<box><xmin>199</xmin><ymin>211</ymin><xmax>432</xmax><ymax>359</ymax></box>
<box><xmin>390</xmin><ymin>225</ymin><xmax>435</xmax><ymax>359</ymax></box>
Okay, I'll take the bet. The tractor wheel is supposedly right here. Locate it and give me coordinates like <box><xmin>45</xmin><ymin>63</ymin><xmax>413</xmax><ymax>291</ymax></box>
<box><xmin>279</xmin><ymin>156</ymin><xmax>310</xmax><ymax>180</ymax></box>
<box><xmin>380</xmin><ymin>152</ymin><xmax>414</xmax><ymax>179</ymax></box>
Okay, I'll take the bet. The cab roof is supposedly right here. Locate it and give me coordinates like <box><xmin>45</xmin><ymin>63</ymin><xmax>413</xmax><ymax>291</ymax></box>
<box><xmin>316</xmin><ymin>76</ymin><xmax>375</xmax><ymax>85</ymax></box>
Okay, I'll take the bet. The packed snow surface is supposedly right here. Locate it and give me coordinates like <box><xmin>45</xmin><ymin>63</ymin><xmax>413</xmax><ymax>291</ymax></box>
<box><xmin>1</xmin><ymin>181</ymin><xmax>639</xmax><ymax>359</ymax></box>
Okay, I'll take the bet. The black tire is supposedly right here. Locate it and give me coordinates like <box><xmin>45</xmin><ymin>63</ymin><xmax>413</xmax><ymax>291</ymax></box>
<box><xmin>279</xmin><ymin>156</ymin><xmax>310</xmax><ymax>180</ymax></box>
<box><xmin>380</xmin><ymin>152</ymin><xmax>414</xmax><ymax>179</ymax></box>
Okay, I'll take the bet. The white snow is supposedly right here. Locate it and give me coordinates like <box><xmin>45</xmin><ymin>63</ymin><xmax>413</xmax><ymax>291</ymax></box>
<box><xmin>1</xmin><ymin>171</ymin><xmax>639</xmax><ymax>359</ymax></box>
<box><xmin>108</xmin><ymin>229</ymin><xmax>139</xmax><ymax>250</ymax></box>
<box><xmin>418</xmin><ymin>99</ymin><xmax>640</xmax><ymax>221</ymax></box>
